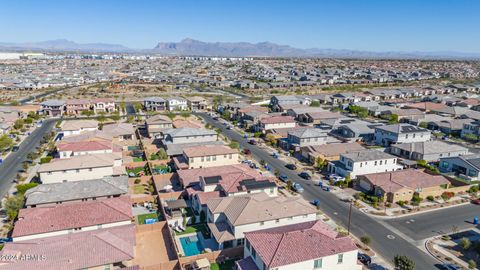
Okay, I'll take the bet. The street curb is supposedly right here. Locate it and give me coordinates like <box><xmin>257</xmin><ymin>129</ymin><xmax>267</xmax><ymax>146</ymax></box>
<box><xmin>367</xmin><ymin>201</ymin><xmax>471</xmax><ymax>220</ymax></box>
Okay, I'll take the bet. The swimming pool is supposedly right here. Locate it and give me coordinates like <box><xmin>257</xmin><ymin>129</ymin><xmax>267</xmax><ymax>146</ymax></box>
<box><xmin>179</xmin><ymin>234</ymin><xmax>204</xmax><ymax>256</ymax></box>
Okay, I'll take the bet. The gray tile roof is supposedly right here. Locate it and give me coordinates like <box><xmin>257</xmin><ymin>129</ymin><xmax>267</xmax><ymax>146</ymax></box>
<box><xmin>41</xmin><ymin>99</ymin><xmax>65</xmax><ymax>106</ymax></box>
<box><xmin>163</xmin><ymin>127</ymin><xmax>216</xmax><ymax>138</ymax></box>
<box><xmin>392</xmin><ymin>141</ymin><xmax>468</xmax><ymax>155</ymax></box>
<box><xmin>25</xmin><ymin>176</ymin><xmax>128</xmax><ymax>206</ymax></box>
<box><xmin>288</xmin><ymin>128</ymin><xmax>327</xmax><ymax>138</ymax></box>
<box><xmin>375</xmin><ymin>123</ymin><xmax>429</xmax><ymax>134</ymax></box>
<box><xmin>342</xmin><ymin>149</ymin><xmax>396</xmax><ymax>162</ymax></box>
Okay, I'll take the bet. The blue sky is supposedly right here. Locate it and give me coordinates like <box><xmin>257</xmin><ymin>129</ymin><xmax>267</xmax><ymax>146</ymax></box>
<box><xmin>0</xmin><ymin>0</ymin><xmax>479</xmax><ymax>52</ymax></box>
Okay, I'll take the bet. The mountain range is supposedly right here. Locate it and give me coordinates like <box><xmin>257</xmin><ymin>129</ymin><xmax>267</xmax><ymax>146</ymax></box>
<box><xmin>1</xmin><ymin>38</ymin><xmax>480</xmax><ymax>59</ymax></box>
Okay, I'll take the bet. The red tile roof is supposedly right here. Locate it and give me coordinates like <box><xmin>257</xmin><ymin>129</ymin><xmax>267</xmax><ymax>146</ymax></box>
<box><xmin>56</xmin><ymin>140</ymin><xmax>114</xmax><ymax>152</ymax></box>
<box><xmin>245</xmin><ymin>220</ymin><xmax>357</xmax><ymax>268</ymax></box>
<box><xmin>12</xmin><ymin>196</ymin><xmax>132</xmax><ymax>238</ymax></box>
<box><xmin>0</xmin><ymin>225</ymin><xmax>135</xmax><ymax>270</ymax></box>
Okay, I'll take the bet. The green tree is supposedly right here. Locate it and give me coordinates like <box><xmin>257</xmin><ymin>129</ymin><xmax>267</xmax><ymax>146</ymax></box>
<box><xmin>0</xmin><ymin>135</ymin><xmax>13</xmax><ymax>150</ymax></box>
<box><xmin>315</xmin><ymin>157</ymin><xmax>327</xmax><ymax>171</ymax></box>
<box><xmin>157</xmin><ymin>148</ymin><xmax>168</xmax><ymax>160</ymax></box>
<box><xmin>13</xmin><ymin>119</ymin><xmax>24</xmax><ymax>130</ymax></box>
<box><xmin>133</xmin><ymin>102</ymin><xmax>143</xmax><ymax>112</ymax></box>
<box><xmin>389</xmin><ymin>114</ymin><xmax>399</xmax><ymax>124</ymax></box>
<box><xmin>4</xmin><ymin>195</ymin><xmax>24</xmax><ymax>221</ymax></box>
<box><xmin>166</xmin><ymin>112</ymin><xmax>176</xmax><ymax>120</ymax></box>
<box><xmin>265</xmin><ymin>134</ymin><xmax>277</xmax><ymax>146</ymax></box>
<box><xmin>127</xmin><ymin>115</ymin><xmax>134</xmax><ymax>123</ymax></box>
<box><xmin>310</xmin><ymin>100</ymin><xmax>321</xmax><ymax>107</ymax></box>
<box><xmin>222</xmin><ymin>110</ymin><xmax>231</xmax><ymax>120</ymax></box>
<box><xmin>419</xmin><ymin>122</ymin><xmax>428</xmax><ymax>129</ymax></box>
<box><xmin>393</xmin><ymin>255</ymin><xmax>415</xmax><ymax>270</ymax></box>
<box><xmin>344</xmin><ymin>174</ymin><xmax>352</xmax><ymax>187</ymax></box>
<box><xmin>81</xmin><ymin>110</ymin><xmax>95</xmax><ymax>117</ymax></box>
<box><xmin>97</xmin><ymin>115</ymin><xmax>107</xmax><ymax>123</ymax></box>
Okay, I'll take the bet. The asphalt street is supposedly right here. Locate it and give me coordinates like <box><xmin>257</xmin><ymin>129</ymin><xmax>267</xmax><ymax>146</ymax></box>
<box><xmin>0</xmin><ymin>119</ymin><xmax>55</xmax><ymax>198</ymax></box>
<box><xmin>197</xmin><ymin>112</ymin><xmax>442</xmax><ymax>270</ymax></box>
<box><xmin>385</xmin><ymin>203</ymin><xmax>480</xmax><ymax>241</ymax></box>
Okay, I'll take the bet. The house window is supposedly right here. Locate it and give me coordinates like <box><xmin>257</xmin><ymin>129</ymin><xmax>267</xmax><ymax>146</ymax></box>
<box><xmin>314</xmin><ymin>258</ymin><xmax>323</xmax><ymax>269</ymax></box>
<box><xmin>206</xmin><ymin>156</ymin><xmax>211</xmax><ymax>161</ymax></box>
<box><xmin>246</xmin><ymin>239</ymin><xmax>251</xmax><ymax>250</ymax></box>
<box><xmin>212</xmin><ymin>155</ymin><xmax>217</xmax><ymax>161</ymax></box>
<box><xmin>275</xmin><ymin>219</ymin><xmax>280</xmax><ymax>223</ymax></box>
<box><xmin>251</xmin><ymin>247</ymin><xmax>256</xmax><ymax>259</ymax></box>
<box><xmin>89</xmin><ymin>168</ymin><xmax>93</xmax><ymax>172</ymax></box>
<box><xmin>201</xmin><ymin>157</ymin><xmax>204</xmax><ymax>162</ymax></box>
<box><xmin>76</xmin><ymin>169</ymin><xmax>80</xmax><ymax>173</ymax></box>
<box><xmin>379</xmin><ymin>160</ymin><xmax>383</xmax><ymax>165</ymax></box>
<box><xmin>338</xmin><ymin>254</ymin><xmax>344</xmax><ymax>264</ymax></box>
<box><xmin>229</xmin><ymin>154</ymin><xmax>232</xmax><ymax>159</ymax></box>
<box><xmin>374</xmin><ymin>161</ymin><xmax>377</xmax><ymax>166</ymax></box>
<box><xmin>260</xmin><ymin>221</ymin><xmax>264</xmax><ymax>226</ymax></box>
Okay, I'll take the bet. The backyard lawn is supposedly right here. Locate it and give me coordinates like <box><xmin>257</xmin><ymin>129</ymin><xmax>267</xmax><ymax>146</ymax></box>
<box><xmin>211</xmin><ymin>260</ymin><xmax>236</xmax><ymax>270</ymax></box>
<box><xmin>133</xmin><ymin>185</ymin><xmax>146</xmax><ymax>194</ymax></box>
<box><xmin>175</xmin><ymin>224</ymin><xmax>210</xmax><ymax>238</ymax></box>
<box><xmin>136</xmin><ymin>213</ymin><xmax>158</xmax><ymax>224</ymax></box>
<box><xmin>133</xmin><ymin>157</ymin><xmax>144</xmax><ymax>162</ymax></box>
<box><xmin>127</xmin><ymin>167</ymin><xmax>146</xmax><ymax>176</ymax></box>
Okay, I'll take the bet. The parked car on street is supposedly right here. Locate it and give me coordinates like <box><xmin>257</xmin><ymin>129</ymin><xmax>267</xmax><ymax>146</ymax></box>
<box><xmin>471</xmin><ymin>199</ymin><xmax>480</xmax><ymax>205</ymax></box>
<box><xmin>285</xmin><ymin>163</ymin><xmax>297</xmax><ymax>170</ymax></box>
<box><xmin>278</xmin><ymin>174</ymin><xmax>288</xmax><ymax>182</ymax></box>
<box><xmin>310</xmin><ymin>199</ymin><xmax>320</xmax><ymax>206</ymax></box>
<box><xmin>248</xmin><ymin>139</ymin><xmax>257</xmax><ymax>145</ymax></box>
<box><xmin>299</xmin><ymin>171</ymin><xmax>312</xmax><ymax>180</ymax></box>
<box><xmin>329</xmin><ymin>174</ymin><xmax>345</xmax><ymax>182</ymax></box>
<box><xmin>357</xmin><ymin>253</ymin><xmax>371</xmax><ymax>266</ymax></box>
<box><xmin>439</xmin><ymin>264</ymin><xmax>462</xmax><ymax>270</ymax></box>
<box><xmin>292</xmin><ymin>183</ymin><xmax>304</xmax><ymax>193</ymax></box>
<box><xmin>243</xmin><ymin>149</ymin><xmax>251</xmax><ymax>155</ymax></box>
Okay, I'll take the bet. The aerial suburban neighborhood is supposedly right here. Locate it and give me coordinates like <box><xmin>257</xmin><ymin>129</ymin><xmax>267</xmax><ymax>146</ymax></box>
<box><xmin>1</xmin><ymin>1</ymin><xmax>480</xmax><ymax>270</ymax></box>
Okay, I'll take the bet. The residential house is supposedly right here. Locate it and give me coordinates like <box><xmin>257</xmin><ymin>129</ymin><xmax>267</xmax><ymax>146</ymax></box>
<box><xmin>301</xmin><ymin>142</ymin><xmax>366</xmax><ymax>163</ymax></box>
<box><xmin>144</xmin><ymin>97</ymin><xmax>166</xmax><ymax>111</ymax></box>
<box><xmin>461</xmin><ymin>120</ymin><xmax>480</xmax><ymax>138</ymax></box>
<box><xmin>187</xmin><ymin>96</ymin><xmax>208</xmax><ymax>111</ymax></box>
<box><xmin>174</xmin><ymin>145</ymin><xmax>239</xmax><ymax>170</ymax></box>
<box><xmin>237</xmin><ymin>220</ymin><xmax>361</xmax><ymax>270</ymax></box>
<box><xmin>328</xmin><ymin>149</ymin><xmax>402</xmax><ymax>179</ymax></box>
<box><xmin>390</xmin><ymin>141</ymin><xmax>469</xmax><ymax>162</ymax></box>
<box><xmin>60</xmin><ymin>119</ymin><xmax>98</xmax><ymax>136</ymax></box>
<box><xmin>357</xmin><ymin>169</ymin><xmax>451</xmax><ymax>203</ymax></box>
<box><xmin>161</xmin><ymin>127</ymin><xmax>220</xmax><ymax>156</ymax></box>
<box><xmin>102</xmin><ymin>123</ymin><xmax>135</xmax><ymax>141</ymax></box>
<box><xmin>206</xmin><ymin>193</ymin><xmax>317</xmax><ymax>249</ymax></box>
<box><xmin>439</xmin><ymin>154</ymin><xmax>480</xmax><ymax>181</ymax></box>
<box><xmin>40</xmin><ymin>99</ymin><xmax>65</xmax><ymax>117</ymax></box>
<box><xmin>335</xmin><ymin>121</ymin><xmax>384</xmax><ymax>142</ymax></box>
<box><xmin>280</xmin><ymin>128</ymin><xmax>327</xmax><ymax>151</ymax></box>
<box><xmin>0</xmin><ymin>225</ymin><xmax>135</xmax><ymax>270</ymax></box>
<box><xmin>56</xmin><ymin>140</ymin><xmax>120</xmax><ymax>159</ymax></box>
<box><xmin>166</xmin><ymin>97</ymin><xmax>188</xmax><ymax>111</ymax></box>
<box><xmin>258</xmin><ymin>116</ymin><xmax>296</xmax><ymax>132</ymax></box>
<box><xmin>374</xmin><ymin>124</ymin><xmax>431</xmax><ymax>146</ymax></box>
<box><xmin>24</xmin><ymin>176</ymin><xmax>128</xmax><ymax>207</ymax></box>
<box><xmin>37</xmin><ymin>153</ymin><xmax>124</xmax><ymax>184</ymax></box>
<box><xmin>65</xmin><ymin>99</ymin><xmax>90</xmax><ymax>115</ymax></box>
<box><xmin>92</xmin><ymin>98</ymin><xmax>116</xmax><ymax>113</ymax></box>
<box><xmin>12</xmin><ymin>196</ymin><xmax>132</xmax><ymax>241</ymax></box>
<box><xmin>145</xmin><ymin>114</ymin><xmax>173</xmax><ymax>138</ymax></box>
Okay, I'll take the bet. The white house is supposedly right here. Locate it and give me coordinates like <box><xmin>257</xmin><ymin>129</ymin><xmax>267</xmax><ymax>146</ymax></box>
<box><xmin>238</xmin><ymin>220</ymin><xmax>361</xmax><ymax>270</ymax></box>
<box><xmin>60</xmin><ymin>120</ymin><xmax>98</xmax><ymax>137</ymax></box>
<box><xmin>166</xmin><ymin>97</ymin><xmax>188</xmax><ymax>111</ymax></box>
<box><xmin>328</xmin><ymin>149</ymin><xmax>403</xmax><ymax>179</ymax></box>
<box><xmin>258</xmin><ymin>116</ymin><xmax>296</xmax><ymax>132</ymax></box>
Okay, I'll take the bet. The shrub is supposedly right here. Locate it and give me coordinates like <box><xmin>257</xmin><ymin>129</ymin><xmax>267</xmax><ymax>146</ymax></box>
<box><xmin>468</xmin><ymin>259</ymin><xmax>477</xmax><ymax>270</ymax></box>
<box><xmin>426</xmin><ymin>195</ymin><xmax>435</xmax><ymax>202</ymax></box>
<box><xmin>460</xmin><ymin>237</ymin><xmax>471</xmax><ymax>250</ymax></box>
<box><xmin>134</xmin><ymin>179</ymin><xmax>141</xmax><ymax>184</ymax></box>
<box><xmin>360</xmin><ymin>235</ymin><xmax>371</xmax><ymax>246</ymax></box>
<box><xmin>397</xmin><ymin>200</ymin><xmax>406</xmax><ymax>207</ymax></box>
<box><xmin>441</xmin><ymin>191</ymin><xmax>455</xmax><ymax>201</ymax></box>
<box><xmin>40</xmin><ymin>156</ymin><xmax>53</xmax><ymax>164</ymax></box>
<box><xmin>411</xmin><ymin>194</ymin><xmax>423</xmax><ymax>206</ymax></box>
<box><xmin>16</xmin><ymin>183</ymin><xmax>38</xmax><ymax>195</ymax></box>
<box><xmin>468</xmin><ymin>185</ymin><xmax>479</xmax><ymax>194</ymax></box>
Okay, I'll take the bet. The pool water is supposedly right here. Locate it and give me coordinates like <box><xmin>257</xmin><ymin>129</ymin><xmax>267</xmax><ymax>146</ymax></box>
<box><xmin>179</xmin><ymin>235</ymin><xmax>204</xmax><ymax>256</ymax></box>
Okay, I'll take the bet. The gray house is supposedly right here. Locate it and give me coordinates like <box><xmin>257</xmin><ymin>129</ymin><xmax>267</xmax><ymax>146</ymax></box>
<box><xmin>374</xmin><ymin>124</ymin><xmax>431</xmax><ymax>146</ymax></box>
<box><xmin>280</xmin><ymin>128</ymin><xmax>327</xmax><ymax>151</ymax></box>
<box><xmin>439</xmin><ymin>154</ymin><xmax>480</xmax><ymax>182</ymax></box>
<box><xmin>335</xmin><ymin>122</ymin><xmax>384</xmax><ymax>142</ymax></box>
<box><xmin>390</xmin><ymin>141</ymin><xmax>469</xmax><ymax>162</ymax></box>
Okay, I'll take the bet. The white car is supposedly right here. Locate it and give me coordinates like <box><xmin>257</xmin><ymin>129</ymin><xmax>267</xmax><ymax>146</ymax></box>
<box><xmin>329</xmin><ymin>174</ymin><xmax>345</xmax><ymax>182</ymax></box>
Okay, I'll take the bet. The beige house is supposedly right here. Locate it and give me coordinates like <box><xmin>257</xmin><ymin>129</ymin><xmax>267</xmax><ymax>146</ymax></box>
<box><xmin>173</xmin><ymin>145</ymin><xmax>239</xmax><ymax>170</ymax></box>
<box><xmin>38</xmin><ymin>153</ymin><xmax>125</xmax><ymax>184</ymax></box>
<box><xmin>60</xmin><ymin>119</ymin><xmax>98</xmax><ymax>137</ymax></box>
<box><xmin>145</xmin><ymin>114</ymin><xmax>173</xmax><ymax>138</ymax></box>
<box><xmin>357</xmin><ymin>169</ymin><xmax>452</xmax><ymax>203</ymax></box>
<box><xmin>301</xmin><ymin>142</ymin><xmax>365</xmax><ymax>163</ymax></box>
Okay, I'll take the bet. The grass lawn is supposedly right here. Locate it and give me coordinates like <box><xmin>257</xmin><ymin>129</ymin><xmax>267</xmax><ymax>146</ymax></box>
<box><xmin>136</xmin><ymin>213</ymin><xmax>158</xmax><ymax>224</ymax></box>
<box><xmin>127</xmin><ymin>167</ymin><xmax>145</xmax><ymax>176</ymax></box>
<box><xmin>175</xmin><ymin>224</ymin><xmax>211</xmax><ymax>238</ymax></box>
<box><xmin>133</xmin><ymin>185</ymin><xmax>146</xmax><ymax>194</ymax></box>
<box><xmin>210</xmin><ymin>260</ymin><xmax>236</xmax><ymax>270</ymax></box>
<box><xmin>133</xmin><ymin>157</ymin><xmax>144</xmax><ymax>162</ymax></box>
